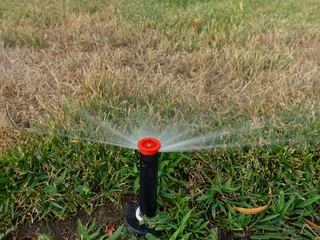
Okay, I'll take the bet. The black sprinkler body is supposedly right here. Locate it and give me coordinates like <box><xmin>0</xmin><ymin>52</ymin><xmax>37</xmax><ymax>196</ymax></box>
<box><xmin>125</xmin><ymin>138</ymin><xmax>161</xmax><ymax>235</ymax></box>
<box><xmin>139</xmin><ymin>152</ymin><xmax>159</xmax><ymax>218</ymax></box>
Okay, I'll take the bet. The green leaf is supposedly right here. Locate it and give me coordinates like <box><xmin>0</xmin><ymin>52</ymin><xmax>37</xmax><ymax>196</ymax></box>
<box><xmin>254</xmin><ymin>224</ymin><xmax>282</xmax><ymax>231</ymax></box>
<box><xmin>145</xmin><ymin>233</ymin><xmax>161</xmax><ymax>240</ymax></box>
<box><xmin>134</xmin><ymin>176</ymin><xmax>140</xmax><ymax>194</ymax></box>
<box><xmin>295</xmin><ymin>196</ymin><xmax>320</xmax><ymax>208</ymax></box>
<box><xmin>238</xmin><ymin>213</ymin><xmax>245</xmax><ymax>226</ymax></box>
<box><xmin>76</xmin><ymin>185</ymin><xmax>85</xmax><ymax>194</ymax></box>
<box><xmin>198</xmin><ymin>220</ymin><xmax>209</xmax><ymax>230</ymax></box>
<box><xmin>165</xmin><ymin>168</ymin><xmax>174</xmax><ymax>174</ymax></box>
<box><xmin>171</xmin><ymin>225</ymin><xmax>183</xmax><ymax>240</ymax></box>
<box><xmin>180</xmin><ymin>209</ymin><xmax>193</xmax><ymax>227</ymax></box>
<box><xmin>76</xmin><ymin>182</ymin><xmax>90</xmax><ymax>195</ymax></box>
<box><xmin>225</xmin><ymin>178</ymin><xmax>232</xmax><ymax>188</ymax></box>
<box><xmin>39</xmin><ymin>175</ymin><xmax>49</xmax><ymax>181</ymax></box>
<box><xmin>292</xmin><ymin>208</ymin><xmax>313</xmax><ymax>217</ymax></box>
<box><xmin>275</xmin><ymin>192</ymin><xmax>284</xmax><ymax>213</ymax></box>
<box><xmin>181</xmin><ymin>233</ymin><xmax>192</xmax><ymax>240</ymax></box>
<box><xmin>193</xmin><ymin>219</ymin><xmax>204</xmax><ymax>229</ymax></box>
<box><xmin>280</xmin><ymin>196</ymin><xmax>295</xmax><ymax>218</ymax></box>
<box><xmin>89</xmin><ymin>229</ymin><xmax>101</xmax><ymax>239</ymax></box>
<box><xmin>155</xmin><ymin>225</ymin><xmax>168</xmax><ymax>231</ymax></box>
<box><xmin>88</xmin><ymin>218</ymin><xmax>96</xmax><ymax>231</ymax></box>
<box><xmin>197</xmin><ymin>194</ymin><xmax>211</xmax><ymax>201</ymax></box>
<box><xmin>171</xmin><ymin>209</ymin><xmax>193</xmax><ymax>240</ymax></box>
<box><xmin>224</xmin><ymin>186</ymin><xmax>241</xmax><ymax>192</ymax></box>
<box><xmin>133</xmin><ymin>162</ymin><xmax>138</xmax><ymax>173</ymax></box>
<box><xmin>107</xmin><ymin>225</ymin><xmax>123</xmax><ymax>240</ymax></box>
<box><xmin>115</xmin><ymin>168</ymin><xmax>129</xmax><ymax>175</ymax></box>
<box><xmin>259</xmin><ymin>214</ymin><xmax>279</xmax><ymax>222</ymax></box>
<box><xmin>49</xmin><ymin>200</ymin><xmax>64</xmax><ymax>209</ymax></box>
<box><xmin>250</xmin><ymin>233</ymin><xmax>287</xmax><ymax>239</ymax></box>
<box><xmin>77</xmin><ymin>219</ymin><xmax>90</xmax><ymax>239</ymax></box>
<box><xmin>44</xmin><ymin>185</ymin><xmax>57</xmax><ymax>196</ymax></box>
<box><xmin>58</xmin><ymin>170</ymin><xmax>67</xmax><ymax>185</ymax></box>
<box><xmin>0</xmin><ymin>177</ymin><xmax>11</xmax><ymax>184</ymax></box>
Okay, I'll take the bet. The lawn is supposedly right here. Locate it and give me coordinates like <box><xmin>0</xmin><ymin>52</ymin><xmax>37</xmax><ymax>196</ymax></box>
<box><xmin>0</xmin><ymin>0</ymin><xmax>320</xmax><ymax>239</ymax></box>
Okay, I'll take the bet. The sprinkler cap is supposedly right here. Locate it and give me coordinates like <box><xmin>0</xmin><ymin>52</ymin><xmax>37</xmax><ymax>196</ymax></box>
<box><xmin>138</xmin><ymin>138</ymin><xmax>161</xmax><ymax>156</ymax></box>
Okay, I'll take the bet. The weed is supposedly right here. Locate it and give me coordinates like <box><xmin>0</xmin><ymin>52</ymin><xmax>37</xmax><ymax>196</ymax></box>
<box><xmin>77</xmin><ymin>218</ymin><xmax>107</xmax><ymax>240</ymax></box>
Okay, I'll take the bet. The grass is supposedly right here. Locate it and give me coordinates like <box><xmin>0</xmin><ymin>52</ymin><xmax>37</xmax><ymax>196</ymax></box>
<box><xmin>0</xmin><ymin>0</ymin><xmax>320</xmax><ymax>239</ymax></box>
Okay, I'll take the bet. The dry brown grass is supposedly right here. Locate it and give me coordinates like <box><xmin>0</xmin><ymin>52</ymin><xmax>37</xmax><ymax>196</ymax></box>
<box><xmin>0</xmin><ymin>0</ymin><xmax>320</xmax><ymax>154</ymax></box>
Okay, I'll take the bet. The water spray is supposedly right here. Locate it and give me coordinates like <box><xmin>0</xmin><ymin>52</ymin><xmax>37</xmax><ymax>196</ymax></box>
<box><xmin>125</xmin><ymin>138</ymin><xmax>161</xmax><ymax>235</ymax></box>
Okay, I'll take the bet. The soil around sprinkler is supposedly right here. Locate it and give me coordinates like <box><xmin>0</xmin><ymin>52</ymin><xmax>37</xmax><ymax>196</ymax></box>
<box><xmin>4</xmin><ymin>191</ymin><xmax>237</xmax><ymax>240</ymax></box>
<box><xmin>5</xmin><ymin>196</ymin><xmax>136</xmax><ymax>240</ymax></box>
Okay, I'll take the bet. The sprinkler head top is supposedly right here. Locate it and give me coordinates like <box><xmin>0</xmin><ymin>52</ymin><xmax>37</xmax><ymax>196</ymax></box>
<box><xmin>138</xmin><ymin>138</ymin><xmax>161</xmax><ymax>155</ymax></box>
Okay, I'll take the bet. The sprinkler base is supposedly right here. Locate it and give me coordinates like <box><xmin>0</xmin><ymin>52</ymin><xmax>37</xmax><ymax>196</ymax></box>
<box><xmin>125</xmin><ymin>203</ymin><xmax>159</xmax><ymax>236</ymax></box>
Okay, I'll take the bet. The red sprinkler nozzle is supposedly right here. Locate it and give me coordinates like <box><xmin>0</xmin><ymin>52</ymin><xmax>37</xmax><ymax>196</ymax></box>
<box><xmin>138</xmin><ymin>138</ymin><xmax>161</xmax><ymax>155</ymax></box>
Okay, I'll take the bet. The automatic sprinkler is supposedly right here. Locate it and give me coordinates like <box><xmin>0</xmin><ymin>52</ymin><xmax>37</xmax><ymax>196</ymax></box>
<box><xmin>125</xmin><ymin>138</ymin><xmax>161</xmax><ymax>235</ymax></box>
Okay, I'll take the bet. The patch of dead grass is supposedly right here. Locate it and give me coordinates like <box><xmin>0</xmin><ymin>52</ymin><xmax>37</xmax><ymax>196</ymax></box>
<box><xmin>0</xmin><ymin>1</ymin><xmax>319</xmax><ymax>151</ymax></box>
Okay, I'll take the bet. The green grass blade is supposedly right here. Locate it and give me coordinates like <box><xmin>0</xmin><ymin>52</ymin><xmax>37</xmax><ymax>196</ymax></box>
<box><xmin>295</xmin><ymin>196</ymin><xmax>320</xmax><ymax>208</ymax></box>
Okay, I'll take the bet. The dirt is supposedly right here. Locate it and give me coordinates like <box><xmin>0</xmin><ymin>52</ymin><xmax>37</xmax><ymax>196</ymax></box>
<box><xmin>6</xmin><ymin>196</ymin><xmax>136</xmax><ymax>240</ymax></box>
<box><xmin>4</xmin><ymin>197</ymin><xmax>234</xmax><ymax>240</ymax></box>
